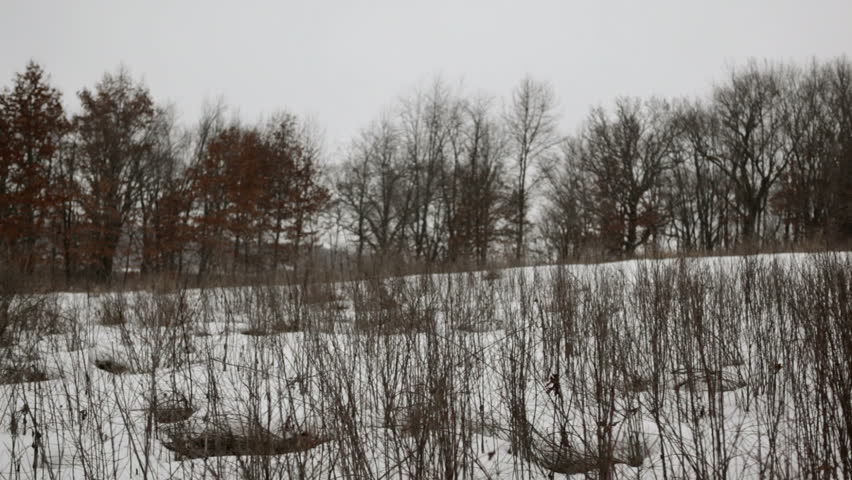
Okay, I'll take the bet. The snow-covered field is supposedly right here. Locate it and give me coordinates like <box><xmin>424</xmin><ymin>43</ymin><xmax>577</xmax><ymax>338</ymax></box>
<box><xmin>1</xmin><ymin>252</ymin><xmax>850</xmax><ymax>479</ymax></box>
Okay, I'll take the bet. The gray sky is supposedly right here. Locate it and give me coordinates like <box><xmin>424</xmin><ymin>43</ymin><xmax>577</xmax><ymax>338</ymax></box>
<box><xmin>2</xmin><ymin>0</ymin><xmax>851</xmax><ymax>154</ymax></box>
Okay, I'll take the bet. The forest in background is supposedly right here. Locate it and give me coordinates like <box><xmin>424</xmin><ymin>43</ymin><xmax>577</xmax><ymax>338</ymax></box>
<box><xmin>1</xmin><ymin>57</ymin><xmax>851</xmax><ymax>285</ymax></box>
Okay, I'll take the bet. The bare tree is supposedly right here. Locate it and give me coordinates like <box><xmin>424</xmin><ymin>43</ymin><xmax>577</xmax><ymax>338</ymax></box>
<box><xmin>137</xmin><ymin>105</ymin><xmax>190</xmax><ymax>275</ymax></box>
<box><xmin>505</xmin><ymin>77</ymin><xmax>558</xmax><ymax>260</ymax></box>
<box><xmin>186</xmin><ymin>101</ymin><xmax>228</xmax><ymax>277</ymax></box>
<box><xmin>335</xmin><ymin>148</ymin><xmax>371</xmax><ymax>266</ymax></box>
<box><xmin>399</xmin><ymin>79</ymin><xmax>456</xmax><ymax>261</ymax></box>
<box><xmin>769</xmin><ymin>62</ymin><xmax>836</xmax><ymax>241</ymax></box>
<box><xmin>338</xmin><ymin>117</ymin><xmax>411</xmax><ymax>261</ymax></box>
<box><xmin>821</xmin><ymin>58</ymin><xmax>852</xmax><ymax>240</ymax></box>
<box><xmin>574</xmin><ymin>98</ymin><xmax>679</xmax><ymax>254</ymax></box>
<box><xmin>540</xmin><ymin>138</ymin><xmax>597</xmax><ymax>260</ymax></box>
<box><xmin>444</xmin><ymin>95</ymin><xmax>508</xmax><ymax>263</ymax></box>
<box><xmin>671</xmin><ymin>100</ymin><xmax>734</xmax><ymax>250</ymax></box>
<box><xmin>707</xmin><ymin>61</ymin><xmax>790</xmax><ymax>244</ymax></box>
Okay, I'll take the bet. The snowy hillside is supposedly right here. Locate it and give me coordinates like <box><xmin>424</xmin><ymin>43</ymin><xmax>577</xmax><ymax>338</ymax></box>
<box><xmin>1</xmin><ymin>252</ymin><xmax>850</xmax><ymax>479</ymax></box>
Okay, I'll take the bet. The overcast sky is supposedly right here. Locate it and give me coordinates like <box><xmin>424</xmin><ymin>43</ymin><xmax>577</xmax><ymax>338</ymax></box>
<box><xmin>2</xmin><ymin>0</ymin><xmax>851</xmax><ymax>155</ymax></box>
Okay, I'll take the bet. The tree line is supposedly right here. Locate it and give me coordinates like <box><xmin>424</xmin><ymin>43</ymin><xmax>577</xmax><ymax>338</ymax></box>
<box><xmin>0</xmin><ymin>64</ymin><xmax>328</xmax><ymax>282</ymax></box>
<box><xmin>544</xmin><ymin>60</ymin><xmax>852</xmax><ymax>258</ymax></box>
<box><xmin>1</xmin><ymin>58</ymin><xmax>851</xmax><ymax>282</ymax></box>
<box><xmin>335</xmin><ymin>58</ymin><xmax>852</xmax><ymax>264</ymax></box>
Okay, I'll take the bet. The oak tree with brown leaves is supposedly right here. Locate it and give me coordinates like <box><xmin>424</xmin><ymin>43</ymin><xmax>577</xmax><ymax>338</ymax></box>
<box><xmin>0</xmin><ymin>61</ymin><xmax>68</xmax><ymax>273</ymax></box>
<box><xmin>73</xmin><ymin>67</ymin><xmax>157</xmax><ymax>280</ymax></box>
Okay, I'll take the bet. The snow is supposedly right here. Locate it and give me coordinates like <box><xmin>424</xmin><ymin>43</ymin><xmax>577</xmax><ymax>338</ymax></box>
<box><xmin>0</xmin><ymin>252</ymin><xmax>849</xmax><ymax>478</ymax></box>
